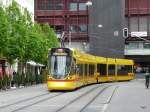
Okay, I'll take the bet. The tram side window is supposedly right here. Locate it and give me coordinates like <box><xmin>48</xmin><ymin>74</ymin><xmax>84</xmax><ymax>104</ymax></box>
<box><xmin>89</xmin><ymin>64</ymin><xmax>95</xmax><ymax>76</ymax></box>
<box><xmin>97</xmin><ymin>64</ymin><xmax>107</xmax><ymax>76</ymax></box>
<box><xmin>78</xmin><ymin>64</ymin><xmax>83</xmax><ymax>76</ymax></box>
<box><xmin>108</xmin><ymin>64</ymin><xmax>115</xmax><ymax>76</ymax></box>
<box><xmin>117</xmin><ymin>65</ymin><xmax>132</xmax><ymax>75</ymax></box>
<box><xmin>85</xmin><ymin>64</ymin><xmax>88</xmax><ymax>76</ymax></box>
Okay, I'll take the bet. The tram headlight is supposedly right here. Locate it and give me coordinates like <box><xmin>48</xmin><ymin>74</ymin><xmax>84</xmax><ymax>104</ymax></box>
<box><xmin>67</xmin><ymin>76</ymin><xmax>72</xmax><ymax>80</ymax></box>
<box><xmin>47</xmin><ymin>75</ymin><xmax>52</xmax><ymax>80</ymax></box>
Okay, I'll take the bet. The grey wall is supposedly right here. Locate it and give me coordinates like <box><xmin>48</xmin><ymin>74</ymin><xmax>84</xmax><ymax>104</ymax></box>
<box><xmin>89</xmin><ymin>0</ymin><xmax>125</xmax><ymax>58</ymax></box>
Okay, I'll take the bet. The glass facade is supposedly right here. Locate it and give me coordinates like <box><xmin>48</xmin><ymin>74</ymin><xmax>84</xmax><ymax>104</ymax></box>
<box><xmin>37</xmin><ymin>0</ymin><xmax>63</xmax><ymax>10</ymax></box>
<box><xmin>69</xmin><ymin>3</ymin><xmax>77</xmax><ymax>11</ymax></box>
<box><xmin>69</xmin><ymin>25</ymin><xmax>87</xmax><ymax>33</ymax></box>
<box><xmin>35</xmin><ymin>0</ymin><xmax>89</xmax><ymax>42</ymax></box>
<box><xmin>79</xmin><ymin>3</ymin><xmax>86</xmax><ymax>10</ymax></box>
<box><xmin>79</xmin><ymin>25</ymin><xmax>87</xmax><ymax>32</ymax></box>
<box><xmin>128</xmin><ymin>42</ymin><xmax>139</xmax><ymax>49</ymax></box>
<box><xmin>130</xmin><ymin>17</ymin><xmax>138</xmax><ymax>32</ymax></box>
<box><xmin>143</xmin><ymin>44</ymin><xmax>150</xmax><ymax>49</ymax></box>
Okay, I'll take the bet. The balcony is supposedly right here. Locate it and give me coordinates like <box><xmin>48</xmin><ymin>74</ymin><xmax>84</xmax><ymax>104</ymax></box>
<box><xmin>125</xmin><ymin>48</ymin><xmax>150</xmax><ymax>55</ymax></box>
<box><xmin>35</xmin><ymin>10</ymin><xmax>88</xmax><ymax>17</ymax></box>
<box><xmin>125</xmin><ymin>8</ymin><xmax>150</xmax><ymax>15</ymax></box>
<box><xmin>63</xmin><ymin>32</ymin><xmax>88</xmax><ymax>42</ymax></box>
<box><xmin>36</xmin><ymin>18</ymin><xmax>65</xmax><ymax>25</ymax></box>
<box><xmin>125</xmin><ymin>41</ymin><xmax>150</xmax><ymax>55</ymax></box>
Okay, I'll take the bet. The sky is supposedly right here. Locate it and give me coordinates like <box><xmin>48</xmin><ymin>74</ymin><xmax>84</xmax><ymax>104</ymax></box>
<box><xmin>0</xmin><ymin>0</ymin><xmax>34</xmax><ymax>21</ymax></box>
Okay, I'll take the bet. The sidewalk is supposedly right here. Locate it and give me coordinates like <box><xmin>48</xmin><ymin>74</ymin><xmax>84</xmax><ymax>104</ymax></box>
<box><xmin>106</xmin><ymin>80</ymin><xmax>150</xmax><ymax>112</ymax></box>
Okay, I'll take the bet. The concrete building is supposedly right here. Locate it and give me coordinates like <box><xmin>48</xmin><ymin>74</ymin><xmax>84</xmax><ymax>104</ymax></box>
<box><xmin>89</xmin><ymin>0</ymin><xmax>125</xmax><ymax>58</ymax></box>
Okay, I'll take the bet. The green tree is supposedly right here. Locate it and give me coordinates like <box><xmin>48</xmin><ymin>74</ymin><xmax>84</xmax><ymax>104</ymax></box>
<box><xmin>0</xmin><ymin>6</ymin><xmax>9</xmax><ymax>58</ymax></box>
<box><xmin>42</xmin><ymin>23</ymin><xmax>60</xmax><ymax>48</ymax></box>
<box><xmin>4</xmin><ymin>0</ymin><xmax>25</xmax><ymax>64</ymax></box>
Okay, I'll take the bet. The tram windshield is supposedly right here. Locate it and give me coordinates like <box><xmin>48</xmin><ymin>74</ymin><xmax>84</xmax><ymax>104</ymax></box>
<box><xmin>50</xmin><ymin>55</ymin><xmax>72</xmax><ymax>79</ymax></box>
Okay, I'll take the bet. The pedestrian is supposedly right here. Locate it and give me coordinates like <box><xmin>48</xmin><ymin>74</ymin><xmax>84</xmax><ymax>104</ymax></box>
<box><xmin>12</xmin><ymin>71</ymin><xmax>16</xmax><ymax>87</ymax></box>
<box><xmin>145</xmin><ymin>70</ymin><xmax>150</xmax><ymax>89</ymax></box>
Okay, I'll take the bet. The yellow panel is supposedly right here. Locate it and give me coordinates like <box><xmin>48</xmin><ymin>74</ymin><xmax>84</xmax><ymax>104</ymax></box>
<box><xmin>96</xmin><ymin>56</ymin><xmax>107</xmax><ymax>64</ymax></box>
<box><xmin>107</xmin><ymin>58</ymin><xmax>116</xmax><ymax>64</ymax></box>
<box><xmin>116</xmin><ymin>59</ymin><xmax>134</xmax><ymax>65</ymax></box>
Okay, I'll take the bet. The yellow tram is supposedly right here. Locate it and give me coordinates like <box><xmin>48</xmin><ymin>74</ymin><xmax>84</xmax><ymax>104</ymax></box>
<box><xmin>47</xmin><ymin>48</ymin><xmax>134</xmax><ymax>90</ymax></box>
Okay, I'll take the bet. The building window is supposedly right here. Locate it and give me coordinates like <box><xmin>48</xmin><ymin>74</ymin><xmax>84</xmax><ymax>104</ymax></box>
<box><xmin>69</xmin><ymin>3</ymin><xmax>77</xmax><ymax>11</ymax></box>
<box><xmin>128</xmin><ymin>42</ymin><xmax>139</xmax><ymax>49</ymax></box>
<box><xmin>79</xmin><ymin>25</ymin><xmax>87</xmax><ymax>32</ymax></box>
<box><xmin>139</xmin><ymin>17</ymin><xmax>147</xmax><ymax>31</ymax></box>
<box><xmin>38</xmin><ymin>0</ymin><xmax>46</xmax><ymax>10</ymax></box>
<box><xmin>55</xmin><ymin>0</ymin><xmax>63</xmax><ymax>10</ymax></box>
<box><xmin>47</xmin><ymin>0</ymin><xmax>53</xmax><ymax>10</ymax></box>
<box><xmin>130</xmin><ymin>17</ymin><xmax>138</xmax><ymax>32</ymax></box>
<box><xmin>69</xmin><ymin>25</ymin><xmax>78</xmax><ymax>32</ymax></box>
<box><xmin>143</xmin><ymin>44</ymin><xmax>150</xmax><ymax>49</ymax></box>
<box><xmin>79</xmin><ymin>3</ymin><xmax>86</xmax><ymax>11</ymax></box>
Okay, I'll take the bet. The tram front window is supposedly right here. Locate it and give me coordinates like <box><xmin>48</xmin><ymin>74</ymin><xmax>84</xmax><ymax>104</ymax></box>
<box><xmin>50</xmin><ymin>56</ymin><xmax>71</xmax><ymax>79</ymax></box>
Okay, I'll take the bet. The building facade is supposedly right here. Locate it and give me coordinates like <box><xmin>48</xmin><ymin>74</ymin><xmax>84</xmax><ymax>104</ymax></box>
<box><xmin>34</xmin><ymin>0</ymin><xmax>125</xmax><ymax>58</ymax></box>
<box><xmin>34</xmin><ymin>0</ymin><xmax>89</xmax><ymax>51</ymax></box>
<box><xmin>89</xmin><ymin>0</ymin><xmax>125</xmax><ymax>58</ymax></box>
<box><xmin>125</xmin><ymin>0</ymin><xmax>150</xmax><ymax>70</ymax></box>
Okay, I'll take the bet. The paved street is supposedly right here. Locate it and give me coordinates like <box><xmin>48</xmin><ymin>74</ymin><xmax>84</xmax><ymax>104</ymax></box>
<box><xmin>0</xmin><ymin>79</ymin><xmax>150</xmax><ymax>112</ymax></box>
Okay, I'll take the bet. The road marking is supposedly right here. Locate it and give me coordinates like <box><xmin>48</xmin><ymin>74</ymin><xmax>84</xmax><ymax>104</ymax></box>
<box><xmin>101</xmin><ymin>104</ymin><xmax>108</xmax><ymax>112</ymax></box>
<box><xmin>101</xmin><ymin>86</ymin><xmax>119</xmax><ymax>112</ymax></box>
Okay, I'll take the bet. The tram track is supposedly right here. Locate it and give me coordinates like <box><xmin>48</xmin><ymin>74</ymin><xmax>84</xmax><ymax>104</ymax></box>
<box><xmin>0</xmin><ymin>84</ymin><xmax>113</xmax><ymax>112</ymax></box>
<box><xmin>10</xmin><ymin>92</ymin><xmax>65</xmax><ymax>112</ymax></box>
<box><xmin>6</xmin><ymin>84</ymin><xmax>103</xmax><ymax>112</ymax></box>
<box><xmin>80</xmin><ymin>85</ymin><xmax>111</xmax><ymax>112</ymax></box>
<box><xmin>10</xmin><ymin>85</ymin><xmax>101</xmax><ymax>112</ymax></box>
<box><xmin>55</xmin><ymin>84</ymin><xmax>112</xmax><ymax>112</ymax></box>
<box><xmin>0</xmin><ymin>92</ymin><xmax>50</xmax><ymax>109</ymax></box>
<box><xmin>0</xmin><ymin>92</ymin><xmax>65</xmax><ymax>112</ymax></box>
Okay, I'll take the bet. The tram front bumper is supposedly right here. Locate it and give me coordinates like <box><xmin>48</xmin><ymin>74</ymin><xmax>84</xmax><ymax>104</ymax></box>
<box><xmin>47</xmin><ymin>81</ymin><xmax>76</xmax><ymax>90</ymax></box>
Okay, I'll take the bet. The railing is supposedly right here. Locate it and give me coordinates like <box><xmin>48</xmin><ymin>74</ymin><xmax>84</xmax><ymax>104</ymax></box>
<box><xmin>35</xmin><ymin>10</ymin><xmax>88</xmax><ymax>16</ymax></box>
<box><xmin>125</xmin><ymin>48</ymin><xmax>150</xmax><ymax>55</ymax></box>
<box><xmin>61</xmin><ymin>32</ymin><xmax>88</xmax><ymax>42</ymax></box>
<box><xmin>36</xmin><ymin>18</ymin><xmax>88</xmax><ymax>25</ymax></box>
<box><xmin>125</xmin><ymin>8</ymin><xmax>150</xmax><ymax>15</ymax></box>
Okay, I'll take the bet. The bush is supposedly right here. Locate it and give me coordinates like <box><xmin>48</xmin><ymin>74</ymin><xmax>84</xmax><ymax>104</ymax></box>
<box><xmin>25</xmin><ymin>73</ymin><xmax>30</xmax><ymax>86</ymax></box>
<box><xmin>16</xmin><ymin>73</ymin><xmax>21</xmax><ymax>87</ymax></box>
<box><xmin>7</xmin><ymin>75</ymin><xmax>11</xmax><ymax>89</ymax></box>
<box><xmin>29</xmin><ymin>73</ymin><xmax>35</xmax><ymax>85</ymax></box>
<box><xmin>2</xmin><ymin>74</ymin><xmax>7</xmax><ymax>89</ymax></box>
<box><xmin>0</xmin><ymin>76</ymin><xmax>2</xmax><ymax>90</ymax></box>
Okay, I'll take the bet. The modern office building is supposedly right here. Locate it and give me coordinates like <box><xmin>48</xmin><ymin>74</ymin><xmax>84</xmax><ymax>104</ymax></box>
<box><xmin>125</xmin><ymin>0</ymin><xmax>150</xmax><ymax>69</ymax></box>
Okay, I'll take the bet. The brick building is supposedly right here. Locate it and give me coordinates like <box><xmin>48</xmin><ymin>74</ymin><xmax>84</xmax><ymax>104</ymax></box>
<box><xmin>125</xmin><ymin>0</ymin><xmax>150</xmax><ymax>70</ymax></box>
<box><xmin>34</xmin><ymin>0</ymin><xmax>89</xmax><ymax>51</ymax></box>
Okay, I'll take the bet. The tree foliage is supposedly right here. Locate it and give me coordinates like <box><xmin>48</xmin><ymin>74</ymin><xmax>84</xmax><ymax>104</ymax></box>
<box><xmin>0</xmin><ymin>0</ymin><xmax>60</xmax><ymax>65</ymax></box>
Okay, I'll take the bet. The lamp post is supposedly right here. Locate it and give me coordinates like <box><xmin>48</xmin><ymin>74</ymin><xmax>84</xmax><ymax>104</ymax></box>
<box><xmin>85</xmin><ymin>1</ymin><xmax>92</xmax><ymax>41</ymax></box>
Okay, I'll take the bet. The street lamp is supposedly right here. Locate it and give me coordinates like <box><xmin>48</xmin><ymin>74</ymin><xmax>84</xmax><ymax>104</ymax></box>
<box><xmin>85</xmin><ymin>1</ymin><xmax>92</xmax><ymax>42</ymax></box>
<box><xmin>98</xmin><ymin>24</ymin><xmax>103</xmax><ymax>28</ymax></box>
<box><xmin>86</xmin><ymin>1</ymin><xmax>92</xmax><ymax>6</ymax></box>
